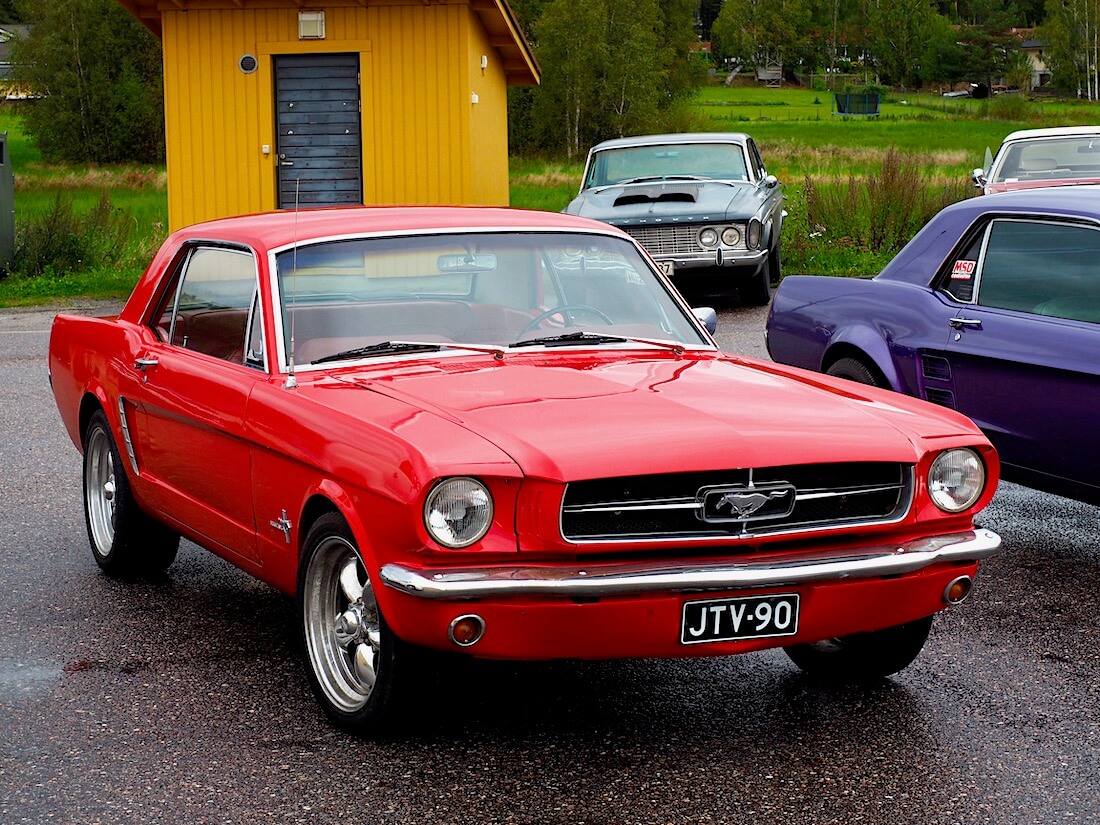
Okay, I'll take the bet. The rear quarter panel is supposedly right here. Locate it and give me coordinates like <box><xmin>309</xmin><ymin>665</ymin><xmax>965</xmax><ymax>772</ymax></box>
<box><xmin>49</xmin><ymin>314</ymin><xmax>135</xmax><ymax>452</ymax></box>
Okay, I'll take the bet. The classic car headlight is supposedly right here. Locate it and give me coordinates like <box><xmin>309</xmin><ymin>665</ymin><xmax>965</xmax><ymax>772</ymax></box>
<box><xmin>746</xmin><ymin>218</ymin><xmax>762</xmax><ymax>250</ymax></box>
<box><xmin>928</xmin><ymin>449</ymin><xmax>985</xmax><ymax>512</ymax></box>
<box><xmin>721</xmin><ymin>227</ymin><xmax>741</xmax><ymax>247</ymax></box>
<box><xmin>698</xmin><ymin>227</ymin><xmax>719</xmax><ymax>248</ymax></box>
<box><xmin>424</xmin><ymin>477</ymin><xmax>493</xmax><ymax>548</ymax></box>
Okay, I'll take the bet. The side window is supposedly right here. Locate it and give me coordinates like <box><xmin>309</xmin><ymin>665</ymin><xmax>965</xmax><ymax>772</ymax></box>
<box><xmin>151</xmin><ymin>246</ymin><xmax>259</xmax><ymax>363</ymax></box>
<box><xmin>747</xmin><ymin>140</ymin><xmax>766</xmax><ymax>180</ymax></box>
<box><xmin>977</xmin><ymin>220</ymin><xmax>1100</xmax><ymax>323</ymax></box>
<box><xmin>940</xmin><ymin>228</ymin><xmax>987</xmax><ymax>303</ymax></box>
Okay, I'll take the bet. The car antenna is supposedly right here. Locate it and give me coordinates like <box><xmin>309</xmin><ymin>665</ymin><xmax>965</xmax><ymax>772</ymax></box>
<box><xmin>284</xmin><ymin>178</ymin><xmax>300</xmax><ymax>389</ymax></box>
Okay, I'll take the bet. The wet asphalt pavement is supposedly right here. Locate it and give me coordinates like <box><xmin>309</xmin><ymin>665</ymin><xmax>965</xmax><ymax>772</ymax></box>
<box><xmin>0</xmin><ymin>301</ymin><xmax>1097</xmax><ymax>824</ymax></box>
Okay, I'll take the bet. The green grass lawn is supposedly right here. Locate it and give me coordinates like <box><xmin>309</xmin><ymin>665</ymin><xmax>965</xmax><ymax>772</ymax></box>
<box><xmin>4</xmin><ymin>85</ymin><xmax>1100</xmax><ymax>306</ymax></box>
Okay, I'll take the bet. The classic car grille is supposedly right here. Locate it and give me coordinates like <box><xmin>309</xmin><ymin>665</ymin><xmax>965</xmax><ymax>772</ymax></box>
<box><xmin>623</xmin><ymin>225</ymin><xmax>748</xmax><ymax>255</ymax></box>
<box><xmin>561</xmin><ymin>462</ymin><xmax>912</xmax><ymax>542</ymax></box>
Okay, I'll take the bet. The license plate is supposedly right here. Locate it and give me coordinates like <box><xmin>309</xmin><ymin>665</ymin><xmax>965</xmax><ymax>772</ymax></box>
<box><xmin>681</xmin><ymin>594</ymin><xmax>800</xmax><ymax>645</ymax></box>
<box><xmin>659</xmin><ymin>261</ymin><xmax>674</xmax><ymax>276</ymax></box>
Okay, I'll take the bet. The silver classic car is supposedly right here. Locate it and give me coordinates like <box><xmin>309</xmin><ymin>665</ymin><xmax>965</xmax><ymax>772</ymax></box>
<box><xmin>564</xmin><ymin>133</ymin><xmax>785</xmax><ymax>305</ymax></box>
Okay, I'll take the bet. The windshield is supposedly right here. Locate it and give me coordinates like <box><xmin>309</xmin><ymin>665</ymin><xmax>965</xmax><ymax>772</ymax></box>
<box><xmin>585</xmin><ymin>143</ymin><xmax>749</xmax><ymax>189</ymax></box>
<box><xmin>993</xmin><ymin>136</ymin><xmax>1100</xmax><ymax>183</ymax></box>
<box><xmin>274</xmin><ymin>231</ymin><xmax>709</xmax><ymax>368</ymax></box>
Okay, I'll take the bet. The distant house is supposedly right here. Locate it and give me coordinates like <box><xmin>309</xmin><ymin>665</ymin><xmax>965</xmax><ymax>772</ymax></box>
<box><xmin>114</xmin><ymin>0</ymin><xmax>539</xmax><ymax>230</ymax></box>
<box><xmin>1010</xmin><ymin>28</ymin><xmax>1051</xmax><ymax>89</ymax></box>
<box><xmin>0</xmin><ymin>25</ymin><xmax>32</xmax><ymax>100</ymax></box>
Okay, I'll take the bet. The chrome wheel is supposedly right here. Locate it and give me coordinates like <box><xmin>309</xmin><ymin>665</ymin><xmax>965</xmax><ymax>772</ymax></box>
<box><xmin>84</xmin><ymin>424</ymin><xmax>116</xmax><ymax>558</ymax></box>
<box><xmin>301</xmin><ymin>533</ymin><xmax>383</xmax><ymax>714</ymax></box>
<box><xmin>81</xmin><ymin>409</ymin><xmax>179</xmax><ymax>577</ymax></box>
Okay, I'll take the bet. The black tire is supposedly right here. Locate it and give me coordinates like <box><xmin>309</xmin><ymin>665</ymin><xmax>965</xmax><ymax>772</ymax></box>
<box><xmin>298</xmin><ymin>513</ymin><xmax>403</xmax><ymax>733</ymax></box>
<box><xmin>766</xmin><ymin>238</ymin><xmax>783</xmax><ymax>286</ymax></box>
<box><xmin>825</xmin><ymin>356</ymin><xmax>885</xmax><ymax>388</ymax></box>
<box><xmin>738</xmin><ymin>264</ymin><xmax>771</xmax><ymax>307</ymax></box>
<box><xmin>82</xmin><ymin>409</ymin><xmax>179</xmax><ymax>576</ymax></box>
<box><xmin>783</xmin><ymin>615</ymin><xmax>934</xmax><ymax>681</ymax></box>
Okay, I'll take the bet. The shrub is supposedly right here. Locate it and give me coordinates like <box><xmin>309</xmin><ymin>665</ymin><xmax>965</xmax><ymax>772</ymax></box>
<box><xmin>800</xmin><ymin>149</ymin><xmax>970</xmax><ymax>257</ymax></box>
<box><xmin>12</xmin><ymin>192</ymin><xmax>137</xmax><ymax>278</ymax></box>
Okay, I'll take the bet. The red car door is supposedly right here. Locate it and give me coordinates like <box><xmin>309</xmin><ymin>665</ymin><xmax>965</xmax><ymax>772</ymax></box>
<box><xmin>126</xmin><ymin>245</ymin><xmax>265</xmax><ymax>563</ymax></box>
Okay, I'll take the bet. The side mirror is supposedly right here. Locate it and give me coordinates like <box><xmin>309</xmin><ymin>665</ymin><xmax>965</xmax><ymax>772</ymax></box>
<box><xmin>693</xmin><ymin>307</ymin><xmax>718</xmax><ymax>334</ymax></box>
<box><xmin>971</xmin><ymin>168</ymin><xmax>987</xmax><ymax>188</ymax></box>
<box><xmin>763</xmin><ymin>174</ymin><xmax>779</xmax><ymax>189</ymax></box>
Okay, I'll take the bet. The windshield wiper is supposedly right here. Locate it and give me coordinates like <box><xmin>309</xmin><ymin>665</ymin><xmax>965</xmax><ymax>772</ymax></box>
<box><xmin>618</xmin><ymin>175</ymin><xmax>711</xmax><ymax>184</ymax></box>
<box><xmin>309</xmin><ymin>340</ymin><xmax>443</xmax><ymax>364</ymax></box>
<box><xmin>510</xmin><ymin>331</ymin><xmax>689</xmax><ymax>355</ymax></box>
<box><xmin>309</xmin><ymin>340</ymin><xmax>508</xmax><ymax>365</ymax></box>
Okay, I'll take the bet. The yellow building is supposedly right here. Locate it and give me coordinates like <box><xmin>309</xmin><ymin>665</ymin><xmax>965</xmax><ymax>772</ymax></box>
<box><xmin>117</xmin><ymin>0</ymin><xmax>539</xmax><ymax>229</ymax></box>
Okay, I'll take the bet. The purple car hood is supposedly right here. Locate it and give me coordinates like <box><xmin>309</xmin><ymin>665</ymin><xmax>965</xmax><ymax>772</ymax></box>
<box><xmin>566</xmin><ymin>180</ymin><xmax>763</xmax><ymax>226</ymax></box>
<box><xmin>317</xmin><ymin>351</ymin><xmax>978</xmax><ymax>482</ymax></box>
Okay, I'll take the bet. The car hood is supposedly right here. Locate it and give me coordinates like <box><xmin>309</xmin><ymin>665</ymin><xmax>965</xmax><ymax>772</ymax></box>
<box><xmin>319</xmin><ymin>351</ymin><xmax>977</xmax><ymax>482</ymax></box>
<box><xmin>566</xmin><ymin>180</ymin><xmax>764</xmax><ymax>225</ymax></box>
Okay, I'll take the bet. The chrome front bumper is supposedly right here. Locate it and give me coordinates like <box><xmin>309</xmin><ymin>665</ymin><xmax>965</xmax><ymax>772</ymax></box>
<box><xmin>380</xmin><ymin>528</ymin><xmax>1001</xmax><ymax>601</ymax></box>
<box><xmin>659</xmin><ymin>248</ymin><xmax>767</xmax><ymax>271</ymax></box>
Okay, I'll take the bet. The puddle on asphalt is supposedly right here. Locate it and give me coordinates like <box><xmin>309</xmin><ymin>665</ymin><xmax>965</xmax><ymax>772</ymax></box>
<box><xmin>0</xmin><ymin>661</ymin><xmax>64</xmax><ymax>697</ymax></box>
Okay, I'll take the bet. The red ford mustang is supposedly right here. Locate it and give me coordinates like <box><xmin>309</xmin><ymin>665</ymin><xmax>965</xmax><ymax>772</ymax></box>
<box><xmin>49</xmin><ymin>207</ymin><xmax>1000</xmax><ymax>733</ymax></box>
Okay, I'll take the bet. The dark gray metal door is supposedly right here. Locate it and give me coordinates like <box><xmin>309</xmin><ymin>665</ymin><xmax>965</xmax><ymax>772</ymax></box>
<box><xmin>274</xmin><ymin>53</ymin><xmax>362</xmax><ymax>208</ymax></box>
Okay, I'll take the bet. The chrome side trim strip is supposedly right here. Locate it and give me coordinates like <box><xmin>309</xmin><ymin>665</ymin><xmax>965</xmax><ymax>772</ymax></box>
<box><xmin>381</xmin><ymin>528</ymin><xmax>1001</xmax><ymax>601</ymax></box>
<box><xmin>116</xmin><ymin>397</ymin><xmax>139</xmax><ymax>476</ymax></box>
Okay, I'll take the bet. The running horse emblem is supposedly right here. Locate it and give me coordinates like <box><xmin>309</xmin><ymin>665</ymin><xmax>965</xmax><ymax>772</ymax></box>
<box><xmin>715</xmin><ymin>489</ymin><xmax>788</xmax><ymax>518</ymax></box>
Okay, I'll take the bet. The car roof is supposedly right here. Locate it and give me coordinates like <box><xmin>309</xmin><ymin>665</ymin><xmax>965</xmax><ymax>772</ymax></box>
<box><xmin>999</xmin><ymin>125</ymin><xmax>1100</xmax><ymax>143</ymax></box>
<box><xmin>879</xmin><ymin>186</ymin><xmax>1100</xmax><ymax>284</ymax></box>
<box><xmin>168</xmin><ymin>205</ymin><xmax>624</xmax><ymax>250</ymax></box>
<box><xmin>588</xmin><ymin>133</ymin><xmax>751</xmax><ymax>152</ymax></box>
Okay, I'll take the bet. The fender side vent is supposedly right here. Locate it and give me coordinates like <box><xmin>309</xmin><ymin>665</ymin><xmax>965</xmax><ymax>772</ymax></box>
<box><xmin>921</xmin><ymin>354</ymin><xmax>952</xmax><ymax>381</ymax></box>
<box><xmin>924</xmin><ymin>388</ymin><xmax>956</xmax><ymax>408</ymax></box>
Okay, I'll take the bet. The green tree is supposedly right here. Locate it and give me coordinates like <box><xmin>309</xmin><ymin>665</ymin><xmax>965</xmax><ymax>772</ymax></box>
<box><xmin>712</xmin><ymin>0</ymin><xmax>814</xmax><ymax>68</ymax></box>
<box><xmin>522</xmin><ymin>0</ymin><xmax>703</xmax><ymax>158</ymax></box>
<box><xmin>1041</xmin><ymin>0</ymin><xmax>1100</xmax><ymax>97</ymax></box>
<box><xmin>865</xmin><ymin>0</ymin><xmax>938</xmax><ymax>86</ymax></box>
<box><xmin>12</xmin><ymin>0</ymin><xmax>165</xmax><ymax>163</ymax></box>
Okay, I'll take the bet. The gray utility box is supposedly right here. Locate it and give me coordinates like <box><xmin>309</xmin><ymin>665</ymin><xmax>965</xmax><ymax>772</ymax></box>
<box><xmin>0</xmin><ymin>132</ymin><xmax>12</xmax><ymax>269</ymax></box>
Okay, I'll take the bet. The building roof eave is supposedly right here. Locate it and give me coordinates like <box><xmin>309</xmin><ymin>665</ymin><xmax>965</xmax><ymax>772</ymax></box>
<box><xmin>125</xmin><ymin>0</ymin><xmax>539</xmax><ymax>85</ymax></box>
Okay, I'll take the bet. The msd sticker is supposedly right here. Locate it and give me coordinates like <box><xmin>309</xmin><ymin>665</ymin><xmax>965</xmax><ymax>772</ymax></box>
<box><xmin>951</xmin><ymin>260</ymin><xmax>976</xmax><ymax>280</ymax></box>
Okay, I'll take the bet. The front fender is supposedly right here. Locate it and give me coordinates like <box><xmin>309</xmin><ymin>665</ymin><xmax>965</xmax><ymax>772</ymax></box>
<box><xmin>823</xmin><ymin>324</ymin><xmax>903</xmax><ymax>392</ymax></box>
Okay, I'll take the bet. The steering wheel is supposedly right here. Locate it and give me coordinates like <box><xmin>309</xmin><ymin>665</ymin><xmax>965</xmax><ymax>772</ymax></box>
<box><xmin>519</xmin><ymin>304</ymin><xmax>615</xmax><ymax>336</ymax></box>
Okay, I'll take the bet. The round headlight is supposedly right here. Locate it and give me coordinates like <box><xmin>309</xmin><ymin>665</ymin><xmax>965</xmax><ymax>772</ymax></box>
<box><xmin>424</xmin><ymin>478</ymin><xmax>493</xmax><ymax>548</ymax></box>
<box><xmin>721</xmin><ymin>227</ymin><xmax>741</xmax><ymax>247</ymax></box>
<box><xmin>928</xmin><ymin>449</ymin><xmax>985</xmax><ymax>512</ymax></box>
<box><xmin>698</xmin><ymin>228</ymin><xmax>719</xmax><ymax>248</ymax></box>
<box><xmin>746</xmin><ymin>219</ymin><xmax>762</xmax><ymax>250</ymax></box>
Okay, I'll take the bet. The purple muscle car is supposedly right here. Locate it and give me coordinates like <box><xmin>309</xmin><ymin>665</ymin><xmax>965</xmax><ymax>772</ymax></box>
<box><xmin>766</xmin><ymin>186</ymin><xmax>1100</xmax><ymax>505</ymax></box>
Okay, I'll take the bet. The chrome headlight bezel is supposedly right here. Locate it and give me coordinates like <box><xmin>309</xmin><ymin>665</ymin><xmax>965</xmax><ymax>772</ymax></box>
<box><xmin>698</xmin><ymin>227</ymin><xmax>719</xmax><ymax>248</ymax></box>
<box><xmin>721</xmin><ymin>226</ymin><xmax>741</xmax><ymax>247</ymax></box>
<box><xmin>424</xmin><ymin>477</ymin><xmax>493</xmax><ymax>549</ymax></box>
<box><xmin>746</xmin><ymin>218</ymin><xmax>763</xmax><ymax>250</ymax></box>
<box><xmin>928</xmin><ymin>448</ymin><xmax>986</xmax><ymax>513</ymax></box>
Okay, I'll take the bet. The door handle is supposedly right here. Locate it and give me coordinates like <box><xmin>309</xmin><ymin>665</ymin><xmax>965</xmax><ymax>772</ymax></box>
<box><xmin>949</xmin><ymin>317</ymin><xmax>982</xmax><ymax>330</ymax></box>
<box><xmin>278</xmin><ymin>154</ymin><xmax>294</xmax><ymax>167</ymax></box>
<box><xmin>134</xmin><ymin>357</ymin><xmax>159</xmax><ymax>371</ymax></box>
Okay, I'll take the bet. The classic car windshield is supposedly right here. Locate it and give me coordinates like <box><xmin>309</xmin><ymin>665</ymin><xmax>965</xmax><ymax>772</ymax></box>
<box><xmin>994</xmin><ymin>136</ymin><xmax>1100</xmax><ymax>182</ymax></box>
<box><xmin>585</xmin><ymin>143</ymin><xmax>749</xmax><ymax>188</ymax></box>
<box><xmin>274</xmin><ymin>231</ymin><xmax>709</xmax><ymax>366</ymax></box>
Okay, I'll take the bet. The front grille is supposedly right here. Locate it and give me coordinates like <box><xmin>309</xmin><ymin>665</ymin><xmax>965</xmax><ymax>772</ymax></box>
<box><xmin>623</xmin><ymin>224</ymin><xmax>748</xmax><ymax>255</ymax></box>
<box><xmin>561</xmin><ymin>463</ymin><xmax>912</xmax><ymax>542</ymax></box>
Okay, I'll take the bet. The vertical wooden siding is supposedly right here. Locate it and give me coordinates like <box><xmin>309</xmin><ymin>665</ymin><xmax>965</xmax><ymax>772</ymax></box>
<box><xmin>162</xmin><ymin>2</ymin><xmax>506</xmax><ymax>230</ymax></box>
<box><xmin>467</xmin><ymin>14</ymin><xmax>510</xmax><ymax>206</ymax></box>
